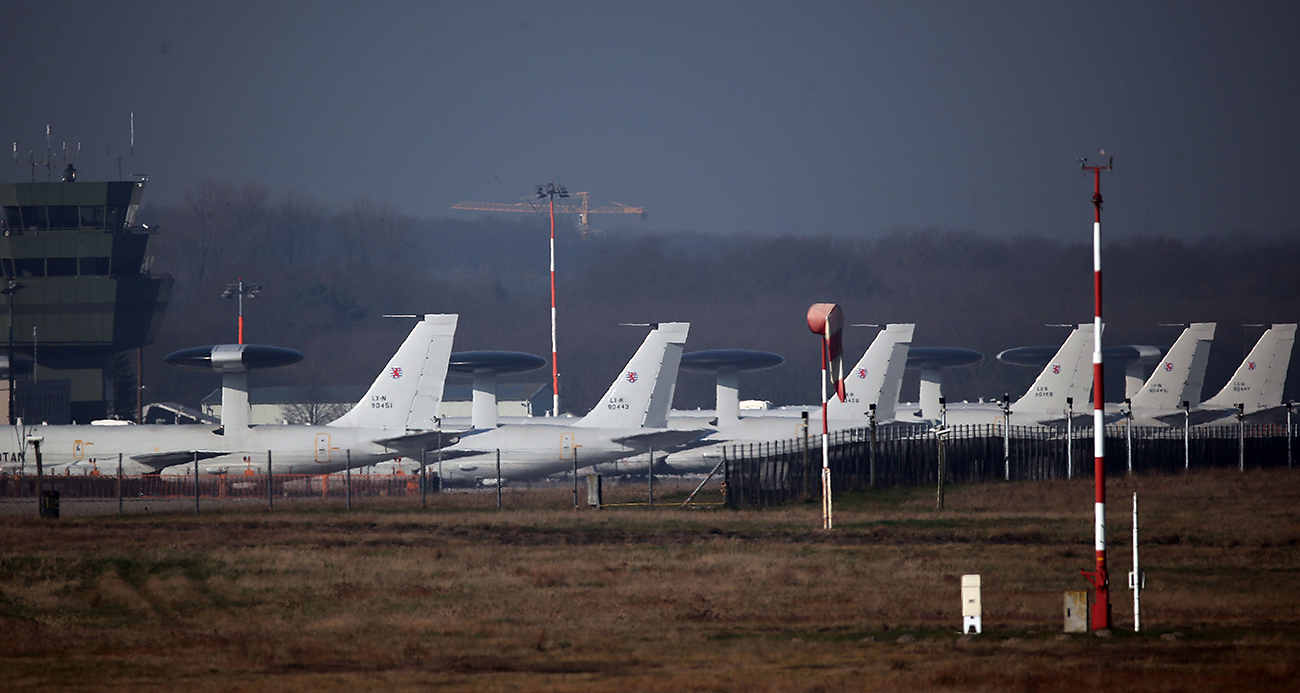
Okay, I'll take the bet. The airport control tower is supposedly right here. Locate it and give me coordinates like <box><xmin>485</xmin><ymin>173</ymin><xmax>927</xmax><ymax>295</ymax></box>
<box><xmin>0</xmin><ymin>172</ymin><xmax>171</xmax><ymax>423</ymax></box>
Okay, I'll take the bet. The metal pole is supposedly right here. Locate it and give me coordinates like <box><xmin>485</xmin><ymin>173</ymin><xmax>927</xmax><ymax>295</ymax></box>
<box><xmin>821</xmin><ymin>341</ymin><xmax>833</xmax><ymax>530</ymax></box>
<box><xmin>420</xmin><ymin>447</ymin><xmax>427</xmax><ymax>510</ymax></box>
<box><xmin>193</xmin><ymin>451</ymin><xmax>199</xmax><ymax>516</ymax></box>
<box><xmin>436</xmin><ymin>423</ymin><xmax>443</xmax><ymax>493</ymax></box>
<box><xmin>868</xmin><ymin>404</ymin><xmax>878</xmax><ymax>488</ymax></box>
<box><xmin>31</xmin><ymin>438</ymin><xmax>43</xmax><ymax>519</ymax></box>
<box><xmin>536</xmin><ymin>185</ymin><xmax>569</xmax><ymax>416</ymax></box>
<box><xmin>1287</xmin><ymin>402</ymin><xmax>1294</xmax><ymax>470</ymax></box>
<box><xmin>1183</xmin><ymin>401</ymin><xmax>1191</xmax><ymax>471</ymax></box>
<box><xmin>345</xmin><ymin>450</ymin><xmax>352</xmax><ymax>511</ymax></box>
<box><xmin>496</xmin><ymin>449</ymin><xmax>502</xmax><ymax>510</ymax></box>
<box><xmin>1236</xmin><ymin>403</ymin><xmax>1245</xmax><ymax>472</ymax></box>
<box><xmin>1080</xmin><ymin>156</ymin><xmax>1113</xmax><ymax>630</ymax></box>
<box><xmin>936</xmin><ymin>398</ymin><xmax>946</xmax><ymax>512</ymax></box>
<box><xmin>1002</xmin><ymin>394</ymin><xmax>1011</xmax><ymax>481</ymax></box>
<box><xmin>647</xmin><ymin>446</ymin><xmax>654</xmax><ymax>509</ymax></box>
<box><xmin>267</xmin><ymin>450</ymin><xmax>273</xmax><ymax>510</ymax></box>
<box><xmin>117</xmin><ymin>453</ymin><xmax>123</xmax><ymax>517</ymax></box>
<box><xmin>1124</xmin><ymin>400</ymin><xmax>1133</xmax><ymax>476</ymax></box>
<box><xmin>1066</xmin><ymin>396</ymin><xmax>1074</xmax><ymax>479</ymax></box>
<box><xmin>1131</xmin><ymin>492</ymin><xmax>1141</xmax><ymax>632</ymax></box>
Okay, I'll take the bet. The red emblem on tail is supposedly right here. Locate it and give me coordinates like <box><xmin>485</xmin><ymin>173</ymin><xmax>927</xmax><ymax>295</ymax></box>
<box><xmin>626</xmin><ymin>371</ymin><xmax>637</xmax><ymax>383</ymax></box>
<box><xmin>390</xmin><ymin>367</ymin><xmax>403</xmax><ymax>379</ymax></box>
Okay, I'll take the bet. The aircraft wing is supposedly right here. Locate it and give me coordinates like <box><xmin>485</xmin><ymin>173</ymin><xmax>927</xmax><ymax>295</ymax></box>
<box><xmin>373</xmin><ymin>430</ymin><xmax>464</xmax><ymax>454</ymax></box>
<box><xmin>1153</xmin><ymin>408</ymin><xmax>1235</xmax><ymax>427</ymax></box>
<box><xmin>130</xmin><ymin>450</ymin><xmax>230</xmax><ymax>471</ymax></box>
<box><xmin>612</xmin><ymin>428</ymin><xmax>712</xmax><ymax>451</ymax></box>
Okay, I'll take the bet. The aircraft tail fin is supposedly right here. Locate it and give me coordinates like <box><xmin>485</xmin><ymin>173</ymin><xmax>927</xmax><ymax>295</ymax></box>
<box><xmin>1203</xmin><ymin>323</ymin><xmax>1296</xmax><ymax>413</ymax></box>
<box><xmin>828</xmin><ymin>323</ymin><xmax>914</xmax><ymax>421</ymax></box>
<box><xmin>329</xmin><ymin>314</ymin><xmax>458</xmax><ymax>431</ymax></box>
<box><xmin>578</xmin><ymin>322</ymin><xmax>689</xmax><ymax>429</ymax></box>
<box><xmin>1131</xmin><ymin>322</ymin><xmax>1215</xmax><ymax>411</ymax></box>
<box><xmin>1013</xmin><ymin>324</ymin><xmax>1096</xmax><ymax>415</ymax></box>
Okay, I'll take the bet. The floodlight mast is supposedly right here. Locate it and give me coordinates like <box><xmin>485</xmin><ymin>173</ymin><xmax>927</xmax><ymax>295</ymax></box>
<box><xmin>538</xmin><ymin>183</ymin><xmax>569</xmax><ymax>416</ymax></box>
<box><xmin>1079</xmin><ymin>155</ymin><xmax>1113</xmax><ymax>631</ymax></box>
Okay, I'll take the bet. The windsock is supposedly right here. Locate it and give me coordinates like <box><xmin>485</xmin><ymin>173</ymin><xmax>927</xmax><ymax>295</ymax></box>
<box><xmin>807</xmin><ymin>303</ymin><xmax>846</xmax><ymax>402</ymax></box>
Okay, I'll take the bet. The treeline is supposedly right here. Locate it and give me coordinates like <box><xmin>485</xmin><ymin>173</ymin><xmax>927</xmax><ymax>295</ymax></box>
<box><xmin>137</xmin><ymin>179</ymin><xmax>1300</xmax><ymax>415</ymax></box>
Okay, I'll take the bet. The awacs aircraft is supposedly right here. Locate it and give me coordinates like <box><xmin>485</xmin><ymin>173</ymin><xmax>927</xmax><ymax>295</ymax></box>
<box><xmin>893</xmin><ymin>323</ymin><xmax>1098</xmax><ymax>427</ymax></box>
<box><xmin>1</xmin><ymin>314</ymin><xmax>461</xmax><ymax>476</ymax></box>
<box><xmin>431</xmin><ymin>322</ymin><xmax>710</xmax><ymax>486</ymax></box>
<box><xmin>661</xmin><ymin>324</ymin><xmax>915</xmax><ymax>474</ymax></box>
<box><xmin>1126</xmin><ymin>323</ymin><xmax>1295</xmax><ymax>427</ymax></box>
<box><xmin>1108</xmin><ymin>323</ymin><xmax>1216</xmax><ymax>426</ymax></box>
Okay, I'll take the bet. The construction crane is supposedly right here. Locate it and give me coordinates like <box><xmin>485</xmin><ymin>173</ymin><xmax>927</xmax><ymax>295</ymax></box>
<box><xmin>451</xmin><ymin>191</ymin><xmax>645</xmax><ymax>232</ymax></box>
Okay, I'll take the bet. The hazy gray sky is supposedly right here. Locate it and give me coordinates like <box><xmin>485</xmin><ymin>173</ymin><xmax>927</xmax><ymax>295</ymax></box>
<box><xmin>4</xmin><ymin>1</ymin><xmax>1299</xmax><ymax>240</ymax></box>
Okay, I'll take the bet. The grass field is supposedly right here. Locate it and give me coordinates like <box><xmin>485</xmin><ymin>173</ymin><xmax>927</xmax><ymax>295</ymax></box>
<box><xmin>1</xmin><ymin>467</ymin><xmax>1298</xmax><ymax>691</ymax></box>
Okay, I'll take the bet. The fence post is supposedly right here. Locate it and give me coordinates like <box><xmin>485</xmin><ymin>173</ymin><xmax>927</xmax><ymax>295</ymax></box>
<box><xmin>496</xmin><ymin>449</ymin><xmax>503</xmax><ymax>510</ymax></box>
<box><xmin>1003</xmin><ymin>410</ymin><xmax>1012</xmax><ymax>481</ymax></box>
<box><xmin>193</xmin><ymin>451</ymin><xmax>199</xmax><ymax>516</ymax></box>
<box><xmin>1183</xmin><ymin>401</ymin><xmax>1191</xmax><ymax>471</ymax></box>
<box><xmin>266</xmin><ymin>450</ymin><xmax>273</xmax><ymax>511</ymax></box>
<box><xmin>1287</xmin><ymin>402</ymin><xmax>1294</xmax><ymax>470</ymax></box>
<box><xmin>117</xmin><ymin>453</ymin><xmax>123</xmax><ymax>517</ymax></box>
<box><xmin>1066</xmin><ymin>397</ymin><xmax>1074</xmax><ymax>479</ymax></box>
<box><xmin>869</xmin><ymin>404</ymin><xmax>878</xmax><ymax>488</ymax></box>
<box><xmin>1236</xmin><ymin>403</ymin><xmax>1245</xmax><ymax>472</ymax></box>
<box><xmin>345</xmin><ymin>450</ymin><xmax>352</xmax><ymax>511</ymax></box>
<box><xmin>1124</xmin><ymin>399</ymin><xmax>1133</xmax><ymax>475</ymax></box>
<box><xmin>647</xmin><ymin>446</ymin><xmax>655</xmax><ymax>509</ymax></box>
<box><xmin>420</xmin><ymin>448</ymin><xmax>427</xmax><ymax>510</ymax></box>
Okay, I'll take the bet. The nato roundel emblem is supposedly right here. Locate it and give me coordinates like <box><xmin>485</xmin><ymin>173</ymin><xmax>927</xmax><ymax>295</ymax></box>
<box><xmin>626</xmin><ymin>371</ymin><xmax>638</xmax><ymax>383</ymax></box>
<box><xmin>390</xmin><ymin>367</ymin><xmax>403</xmax><ymax>379</ymax></box>
<box><xmin>857</xmin><ymin>368</ymin><xmax>868</xmax><ymax>379</ymax></box>
<box><xmin>1164</xmin><ymin>362</ymin><xmax>1173</xmax><ymax>372</ymax></box>
<box><xmin>1051</xmin><ymin>364</ymin><xmax>1061</xmax><ymax>374</ymax></box>
<box><xmin>1248</xmin><ymin>361</ymin><xmax>1257</xmax><ymax>371</ymax></box>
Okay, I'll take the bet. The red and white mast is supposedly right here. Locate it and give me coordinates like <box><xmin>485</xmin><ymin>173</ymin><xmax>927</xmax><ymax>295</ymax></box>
<box><xmin>1080</xmin><ymin>155</ymin><xmax>1112</xmax><ymax>630</ymax></box>
<box><xmin>538</xmin><ymin>183</ymin><xmax>569</xmax><ymax>416</ymax></box>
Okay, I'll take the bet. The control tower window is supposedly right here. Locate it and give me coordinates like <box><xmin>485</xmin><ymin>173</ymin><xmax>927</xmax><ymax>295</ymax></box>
<box><xmin>3</xmin><ymin>208</ymin><xmax>20</xmax><ymax>230</ymax></box>
<box><xmin>14</xmin><ymin>258</ymin><xmax>45</xmax><ymax>277</ymax></box>
<box><xmin>47</xmin><ymin>257</ymin><xmax>77</xmax><ymax>276</ymax></box>
<box><xmin>80</xmin><ymin>206</ymin><xmax>105</xmax><ymax>227</ymax></box>
<box><xmin>48</xmin><ymin>206</ymin><xmax>79</xmax><ymax>229</ymax></box>
<box><xmin>79</xmin><ymin>257</ymin><xmax>109</xmax><ymax>275</ymax></box>
<box><xmin>20</xmin><ymin>206</ymin><xmax>47</xmax><ymax>230</ymax></box>
<box><xmin>105</xmin><ymin>206</ymin><xmax>126</xmax><ymax>230</ymax></box>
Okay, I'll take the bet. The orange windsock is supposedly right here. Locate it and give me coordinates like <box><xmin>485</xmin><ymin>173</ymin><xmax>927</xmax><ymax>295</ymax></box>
<box><xmin>807</xmin><ymin>303</ymin><xmax>846</xmax><ymax>402</ymax></box>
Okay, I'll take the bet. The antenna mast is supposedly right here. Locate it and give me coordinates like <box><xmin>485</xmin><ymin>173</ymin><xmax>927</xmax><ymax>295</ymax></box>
<box><xmin>1078</xmin><ymin>153</ymin><xmax>1113</xmax><ymax>631</ymax></box>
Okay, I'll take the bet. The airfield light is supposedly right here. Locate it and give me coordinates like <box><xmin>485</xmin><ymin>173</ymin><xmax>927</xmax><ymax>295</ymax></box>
<box><xmin>1078</xmin><ymin>155</ymin><xmax>1113</xmax><ymax>631</ymax></box>
<box><xmin>537</xmin><ymin>183</ymin><xmax>569</xmax><ymax>416</ymax></box>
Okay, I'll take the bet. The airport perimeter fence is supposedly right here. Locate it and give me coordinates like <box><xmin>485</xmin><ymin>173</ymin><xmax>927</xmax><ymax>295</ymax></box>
<box><xmin>0</xmin><ymin>466</ymin><xmax>724</xmax><ymax>518</ymax></box>
<box><xmin>723</xmin><ymin>421</ymin><xmax>1297</xmax><ymax>508</ymax></box>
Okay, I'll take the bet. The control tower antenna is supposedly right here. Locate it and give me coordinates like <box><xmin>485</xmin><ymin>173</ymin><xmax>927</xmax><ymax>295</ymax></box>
<box><xmin>12</xmin><ymin>125</ymin><xmax>60</xmax><ymax>182</ymax></box>
<box><xmin>106</xmin><ymin>112</ymin><xmax>135</xmax><ymax>181</ymax></box>
<box><xmin>1078</xmin><ymin>152</ymin><xmax>1113</xmax><ymax>631</ymax></box>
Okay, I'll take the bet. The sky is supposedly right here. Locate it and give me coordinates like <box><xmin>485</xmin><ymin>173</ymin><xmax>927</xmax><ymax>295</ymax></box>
<box><xmin>3</xmin><ymin>1</ymin><xmax>1300</xmax><ymax>241</ymax></box>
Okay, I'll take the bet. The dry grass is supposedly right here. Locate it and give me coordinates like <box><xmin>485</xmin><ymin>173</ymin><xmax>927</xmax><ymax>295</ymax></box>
<box><xmin>1</xmin><ymin>468</ymin><xmax>1298</xmax><ymax>691</ymax></box>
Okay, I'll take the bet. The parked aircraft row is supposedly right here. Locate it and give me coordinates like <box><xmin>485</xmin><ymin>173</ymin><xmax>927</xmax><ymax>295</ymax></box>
<box><xmin>2</xmin><ymin>314</ymin><xmax>1293</xmax><ymax>485</ymax></box>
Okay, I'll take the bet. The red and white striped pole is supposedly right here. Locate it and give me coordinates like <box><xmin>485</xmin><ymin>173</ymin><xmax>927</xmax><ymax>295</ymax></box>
<box><xmin>1080</xmin><ymin>156</ymin><xmax>1112</xmax><ymax>630</ymax></box>
<box><xmin>537</xmin><ymin>183</ymin><xmax>569</xmax><ymax>417</ymax></box>
<box><xmin>549</xmin><ymin>192</ymin><xmax>560</xmax><ymax>417</ymax></box>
